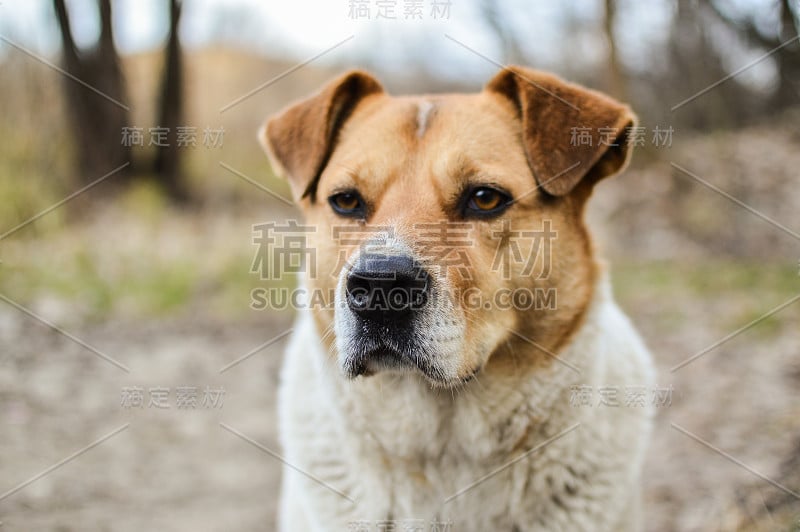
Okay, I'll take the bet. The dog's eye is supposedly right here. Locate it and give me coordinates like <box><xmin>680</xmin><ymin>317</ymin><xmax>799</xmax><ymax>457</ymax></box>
<box><xmin>329</xmin><ymin>191</ymin><xmax>366</xmax><ymax>217</ymax></box>
<box><xmin>464</xmin><ymin>187</ymin><xmax>511</xmax><ymax>217</ymax></box>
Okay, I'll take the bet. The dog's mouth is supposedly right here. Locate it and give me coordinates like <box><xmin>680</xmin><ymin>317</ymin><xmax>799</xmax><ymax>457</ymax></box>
<box><xmin>342</xmin><ymin>336</ymin><xmax>447</xmax><ymax>381</ymax></box>
<box><xmin>341</xmin><ymin>337</ymin><xmax>478</xmax><ymax>387</ymax></box>
<box><xmin>344</xmin><ymin>344</ymin><xmax>413</xmax><ymax>377</ymax></box>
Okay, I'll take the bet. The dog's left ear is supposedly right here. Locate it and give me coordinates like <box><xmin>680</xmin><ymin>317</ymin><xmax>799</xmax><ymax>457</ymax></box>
<box><xmin>486</xmin><ymin>67</ymin><xmax>637</xmax><ymax>196</ymax></box>
<box><xmin>259</xmin><ymin>70</ymin><xmax>384</xmax><ymax>201</ymax></box>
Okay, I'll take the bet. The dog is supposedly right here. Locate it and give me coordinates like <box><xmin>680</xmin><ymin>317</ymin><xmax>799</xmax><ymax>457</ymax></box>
<box><xmin>259</xmin><ymin>66</ymin><xmax>655</xmax><ymax>531</ymax></box>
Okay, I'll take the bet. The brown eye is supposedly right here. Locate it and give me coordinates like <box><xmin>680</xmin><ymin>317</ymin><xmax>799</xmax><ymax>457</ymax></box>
<box><xmin>334</xmin><ymin>194</ymin><xmax>359</xmax><ymax>210</ymax></box>
<box><xmin>329</xmin><ymin>191</ymin><xmax>366</xmax><ymax>217</ymax></box>
<box><xmin>464</xmin><ymin>187</ymin><xmax>510</xmax><ymax>217</ymax></box>
<box><xmin>470</xmin><ymin>188</ymin><xmax>501</xmax><ymax>210</ymax></box>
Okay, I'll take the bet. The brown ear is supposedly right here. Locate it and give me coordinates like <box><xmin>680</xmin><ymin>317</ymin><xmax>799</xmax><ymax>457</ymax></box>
<box><xmin>486</xmin><ymin>67</ymin><xmax>637</xmax><ymax>196</ymax></box>
<box><xmin>259</xmin><ymin>70</ymin><xmax>384</xmax><ymax>201</ymax></box>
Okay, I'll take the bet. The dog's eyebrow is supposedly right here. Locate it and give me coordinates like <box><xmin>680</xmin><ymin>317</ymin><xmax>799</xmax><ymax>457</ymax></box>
<box><xmin>329</xmin><ymin>163</ymin><xmax>361</xmax><ymax>184</ymax></box>
<box><xmin>449</xmin><ymin>155</ymin><xmax>483</xmax><ymax>184</ymax></box>
<box><xmin>442</xmin><ymin>157</ymin><xmax>488</xmax><ymax>205</ymax></box>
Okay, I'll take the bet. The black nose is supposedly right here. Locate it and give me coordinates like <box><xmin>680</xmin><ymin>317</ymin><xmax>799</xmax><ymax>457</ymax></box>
<box><xmin>346</xmin><ymin>254</ymin><xmax>429</xmax><ymax>321</ymax></box>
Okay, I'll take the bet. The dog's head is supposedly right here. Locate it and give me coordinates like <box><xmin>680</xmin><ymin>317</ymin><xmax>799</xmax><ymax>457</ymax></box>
<box><xmin>260</xmin><ymin>67</ymin><xmax>635</xmax><ymax>387</ymax></box>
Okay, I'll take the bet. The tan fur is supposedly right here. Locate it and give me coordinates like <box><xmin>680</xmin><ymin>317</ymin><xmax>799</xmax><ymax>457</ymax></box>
<box><xmin>261</xmin><ymin>67</ymin><xmax>653</xmax><ymax>531</ymax></box>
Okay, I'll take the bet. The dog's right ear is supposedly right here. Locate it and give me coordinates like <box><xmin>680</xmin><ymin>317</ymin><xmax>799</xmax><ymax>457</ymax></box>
<box><xmin>259</xmin><ymin>70</ymin><xmax>384</xmax><ymax>202</ymax></box>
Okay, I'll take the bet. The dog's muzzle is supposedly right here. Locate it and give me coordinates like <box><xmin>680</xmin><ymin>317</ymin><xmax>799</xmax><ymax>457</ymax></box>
<box><xmin>339</xmin><ymin>252</ymin><xmax>435</xmax><ymax>377</ymax></box>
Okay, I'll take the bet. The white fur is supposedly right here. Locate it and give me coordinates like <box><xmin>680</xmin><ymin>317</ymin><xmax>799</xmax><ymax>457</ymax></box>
<box><xmin>416</xmin><ymin>100</ymin><xmax>435</xmax><ymax>138</ymax></box>
<box><xmin>277</xmin><ymin>273</ymin><xmax>655</xmax><ymax>531</ymax></box>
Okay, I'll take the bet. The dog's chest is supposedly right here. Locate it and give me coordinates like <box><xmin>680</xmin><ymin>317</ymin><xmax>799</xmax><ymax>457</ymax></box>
<box><xmin>336</xmin><ymin>373</ymin><xmax>555</xmax><ymax>464</ymax></box>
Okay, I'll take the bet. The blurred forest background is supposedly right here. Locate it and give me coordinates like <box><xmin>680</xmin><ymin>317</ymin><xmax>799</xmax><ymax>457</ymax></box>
<box><xmin>0</xmin><ymin>1</ymin><xmax>798</xmax><ymax>531</ymax></box>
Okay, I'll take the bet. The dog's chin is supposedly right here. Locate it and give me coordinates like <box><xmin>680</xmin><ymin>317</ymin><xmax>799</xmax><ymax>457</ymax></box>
<box><xmin>342</xmin><ymin>346</ymin><xmax>413</xmax><ymax>377</ymax></box>
<box><xmin>340</xmin><ymin>343</ymin><xmax>480</xmax><ymax>389</ymax></box>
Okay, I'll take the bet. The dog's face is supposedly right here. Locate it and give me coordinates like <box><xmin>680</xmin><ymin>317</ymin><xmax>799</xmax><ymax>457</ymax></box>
<box><xmin>261</xmin><ymin>67</ymin><xmax>635</xmax><ymax>387</ymax></box>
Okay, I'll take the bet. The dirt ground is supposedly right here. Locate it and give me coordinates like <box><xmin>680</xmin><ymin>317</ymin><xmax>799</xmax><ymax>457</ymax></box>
<box><xmin>1</xmin><ymin>265</ymin><xmax>798</xmax><ymax>531</ymax></box>
<box><xmin>0</xmin><ymin>310</ymin><xmax>291</xmax><ymax>531</ymax></box>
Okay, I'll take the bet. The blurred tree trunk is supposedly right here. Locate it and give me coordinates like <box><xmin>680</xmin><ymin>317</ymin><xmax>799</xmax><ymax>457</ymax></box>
<box><xmin>479</xmin><ymin>0</ymin><xmax>523</xmax><ymax>62</ymax></box>
<box><xmin>53</xmin><ymin>0</ymin><xmax>130</xmax><ymax>183</ymax></box>
<box><xmin>603</xmin><ymin>0</ymin><xmax>627</xmax><ymax>100</ymax></box>
<box><xmin>708</xmin><ymin>0</ymin><xmax>800</xmax><ymax>114</ymax></box>
<box><xmin>668</xmin><ymin>0</ymin><xmax>755</xmax><ymax>129</ymax></box>
<box><xmin>154</xmin><ymin>0</ymin><xmax>188</xmax><ymax>203</ymax></box>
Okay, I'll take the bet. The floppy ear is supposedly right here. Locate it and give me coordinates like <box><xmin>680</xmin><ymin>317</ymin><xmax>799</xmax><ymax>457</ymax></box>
<box><xmin>259</xmin><ymin>70</ymin><xmax>384</xmax><ymax>201</ymax></box>
<box><xmin>485</xmin><ymin>67</ymin><xmax>637</xmax><ymax>196</ymax></box>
